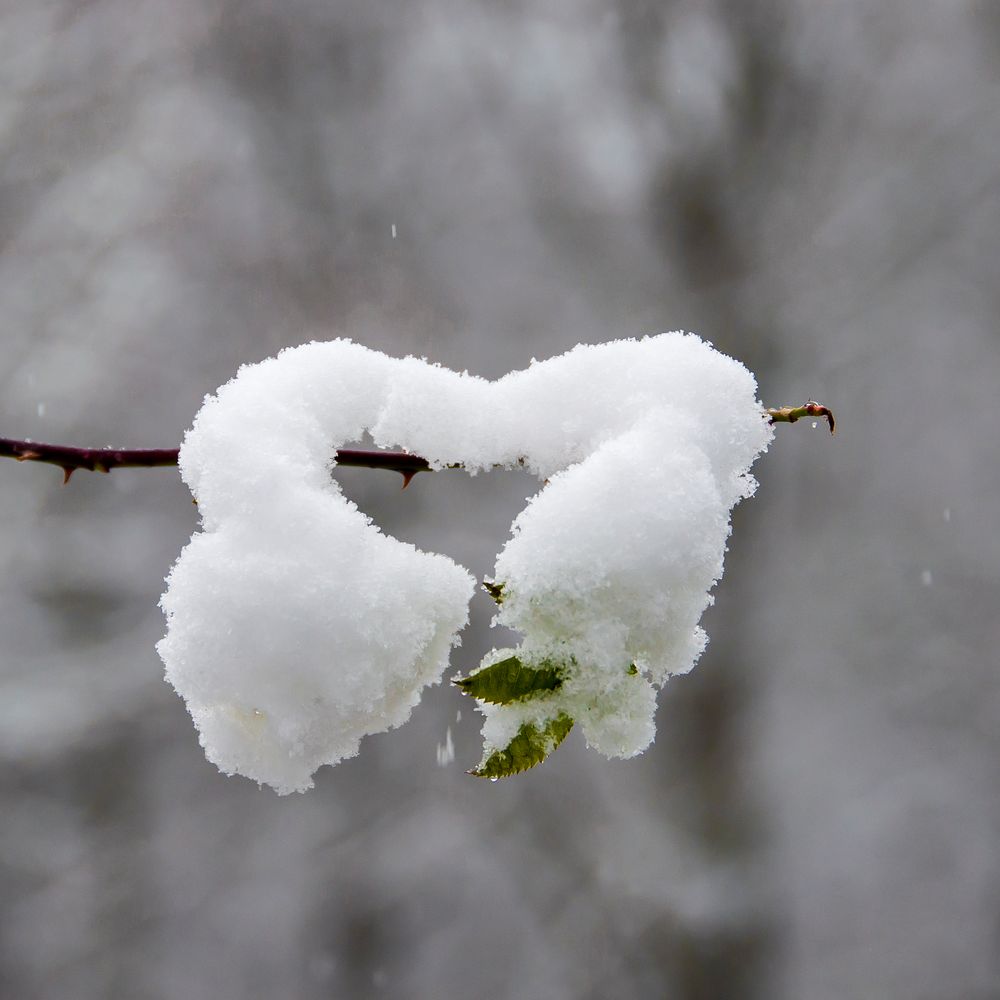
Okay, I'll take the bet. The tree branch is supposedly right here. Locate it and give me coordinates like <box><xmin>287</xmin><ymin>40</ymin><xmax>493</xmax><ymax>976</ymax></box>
<box><xmin>0</xmin><ymin>401</ymin><xmax>833</xmax><ymax>486</ymax></box>
<box><xmin>0</xmin><ymin>439</ymin><xmax>180</xmax><ymax>484</ymax></box>
<box><xmin>0</xmin><ymin>438</ymin><xmax>434</xmax><ymax>487</ymax></box>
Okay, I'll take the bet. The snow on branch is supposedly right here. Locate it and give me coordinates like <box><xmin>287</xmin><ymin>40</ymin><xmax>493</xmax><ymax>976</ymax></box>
<box><xmin>158</xmin><ymin>334</ymin><xmax>796</xmax><ymax>792</ymax></box>
<box><xmin>0</xmin><ymin>335</ymin><xmax>834</xmax><ymax>793</ymax></box>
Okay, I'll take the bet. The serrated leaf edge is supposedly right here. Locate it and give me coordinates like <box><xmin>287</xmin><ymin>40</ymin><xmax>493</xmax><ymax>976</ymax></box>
<box><xmin>453</xmin><ymin>654</ymin><xmax>564</xmax><ymax>706</ymax></box>
<box><xmin>469</xmin><ymin>713</ymin><xmax>574</xmax><ymax>779</ymax></box>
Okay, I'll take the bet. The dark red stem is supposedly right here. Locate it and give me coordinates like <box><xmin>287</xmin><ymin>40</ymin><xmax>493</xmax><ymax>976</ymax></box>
<box><xmin>0</xmin><ymin>437</ymin><xmax>431</xmax><ymax>485</ymax></box>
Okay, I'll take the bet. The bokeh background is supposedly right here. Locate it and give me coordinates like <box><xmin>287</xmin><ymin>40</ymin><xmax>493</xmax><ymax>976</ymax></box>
<box><xmin>2</xmin><ymin>2</ymin><xmax>999</xmax><ymax>998</ymax></box>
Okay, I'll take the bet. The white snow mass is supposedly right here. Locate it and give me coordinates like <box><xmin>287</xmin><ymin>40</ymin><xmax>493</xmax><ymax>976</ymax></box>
<box><xmin>158</xmin><ymin>333</ymin><xmax>772</xmax><ymax>792</ymax></box>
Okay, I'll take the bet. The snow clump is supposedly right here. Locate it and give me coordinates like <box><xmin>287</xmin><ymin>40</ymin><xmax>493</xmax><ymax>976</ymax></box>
<box><xmin>158</xmin><ymin>333</ymin><xmax>772</xmax><ymax>792</ymax></box>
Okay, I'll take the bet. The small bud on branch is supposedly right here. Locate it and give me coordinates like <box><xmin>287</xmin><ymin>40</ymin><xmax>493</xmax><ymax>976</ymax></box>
<box><xmin>765</xmin><ymin>400</ymin><xmax>835</xmax><ymax>434</ymax></box>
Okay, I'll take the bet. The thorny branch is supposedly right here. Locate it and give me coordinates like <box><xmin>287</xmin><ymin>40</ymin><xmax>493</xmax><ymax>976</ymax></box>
<box><xmin>0</xmin><ymin>402</ymin><xmax>833</xmax><ymax>487</ymax></box>
<box><xmin>0</xmin><ymin>439</ymin><xmax>433</xmax><ymax>488</ymax></box>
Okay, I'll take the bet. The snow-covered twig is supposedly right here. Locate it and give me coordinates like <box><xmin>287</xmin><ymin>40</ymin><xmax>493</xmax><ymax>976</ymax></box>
<box><xmin>0</xmin><ymin>400</ymin><xmax>832</xmax><ymax>486</ymax></box>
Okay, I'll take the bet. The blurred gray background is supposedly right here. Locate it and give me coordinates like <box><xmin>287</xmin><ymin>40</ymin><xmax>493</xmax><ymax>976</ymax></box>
<box><xmin>1</xmin><ymin>1</ymin><xmax>998</xmax><ymax>998</ymax></box>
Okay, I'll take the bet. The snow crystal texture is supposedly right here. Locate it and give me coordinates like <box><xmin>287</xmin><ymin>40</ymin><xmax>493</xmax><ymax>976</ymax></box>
<box><xmin>158</xmin><ymin>334</ymin><xmax>772</xmax><ymax>792</ymax></box>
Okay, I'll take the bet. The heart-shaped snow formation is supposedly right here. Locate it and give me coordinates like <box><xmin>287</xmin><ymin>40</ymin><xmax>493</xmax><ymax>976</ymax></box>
<box><xmin>158</xmin><ymin>334</ymin><xmax>772</xmax><ymax>792</ymax></box>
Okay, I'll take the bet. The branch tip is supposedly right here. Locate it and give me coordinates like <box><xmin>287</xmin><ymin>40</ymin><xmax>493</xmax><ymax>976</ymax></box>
<box><xmin>766</xmin><ymin>401</ymin><xmax>835</xmax><ymax>434</ymax></box>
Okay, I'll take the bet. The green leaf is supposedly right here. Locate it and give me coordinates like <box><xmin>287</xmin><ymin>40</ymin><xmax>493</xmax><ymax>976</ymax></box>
<box><xmin>454</xmin><ymin>655</ymin><xmax>563</xmax><ymax>705</ymax></box>
<box><xmin>470</xmin><ymin>713</ymin><xmax>574</xmax><ymax>778</ymax></box>
<box><xmin>482</xmin><ymin>579</ymin><xmax>505</xmax><ymax>605</ymax></box>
